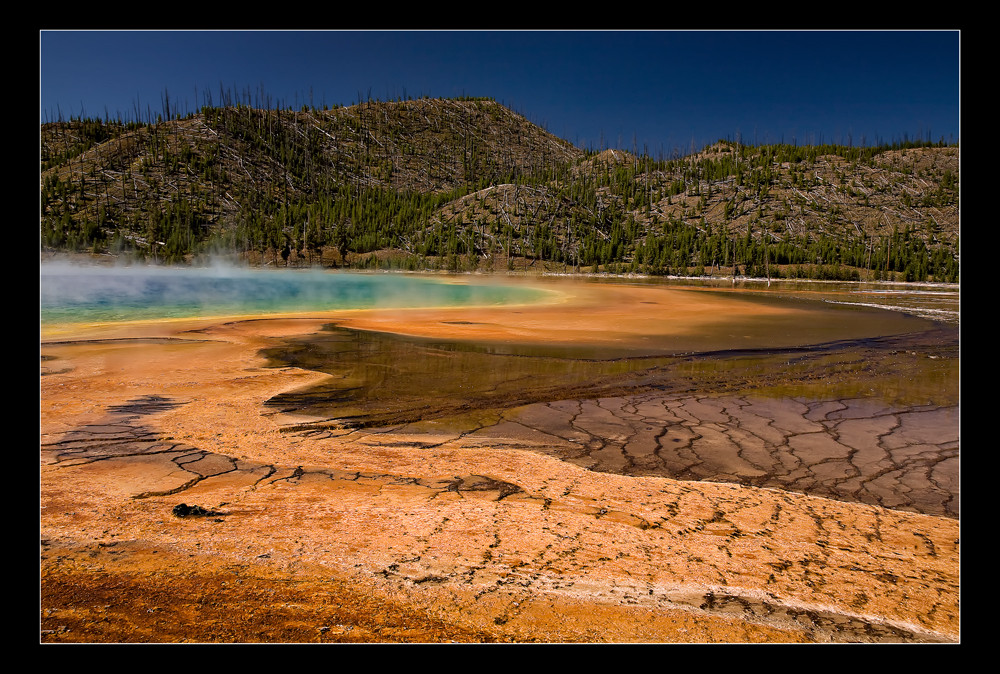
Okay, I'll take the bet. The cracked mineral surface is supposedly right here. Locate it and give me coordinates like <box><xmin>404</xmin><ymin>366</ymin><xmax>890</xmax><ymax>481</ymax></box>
<box><xmin>40</xmin><ymin>277</ymin><xmax>959</xmax><ymax>643</ymax></box>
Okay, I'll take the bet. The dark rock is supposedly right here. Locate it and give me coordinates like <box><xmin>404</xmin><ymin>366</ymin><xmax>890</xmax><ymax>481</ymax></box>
<box><xmin>172</xmin><ymin>503</ymin><xmax>218</xmax><ymax>518</ymax></box>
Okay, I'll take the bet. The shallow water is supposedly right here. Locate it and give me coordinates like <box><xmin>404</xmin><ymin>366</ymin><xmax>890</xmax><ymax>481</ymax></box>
<box><xmin>262</xmin><ymin>326</ymin><xmax>678</xmax><ymax>427</ymax></box>
<box><xmin>262</xmin><ymin>278</ymin><xmax>957</xmax><ymax>429</ymax></box>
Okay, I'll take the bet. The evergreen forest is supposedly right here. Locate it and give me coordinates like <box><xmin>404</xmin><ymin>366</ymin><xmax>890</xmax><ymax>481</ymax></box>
<box><xmin>40</xmin><ymin>93</ymin><xmax>959</xmax><ymax>283</ymax></box>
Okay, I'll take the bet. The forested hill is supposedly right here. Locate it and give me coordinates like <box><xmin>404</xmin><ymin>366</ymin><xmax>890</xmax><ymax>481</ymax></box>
<box><xmin>40</xmin><ymin>96</ymin><xmax>959</xmax><ymax>282</ymax></box>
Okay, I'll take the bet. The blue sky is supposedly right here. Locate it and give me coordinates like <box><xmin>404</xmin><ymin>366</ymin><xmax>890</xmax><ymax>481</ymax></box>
<box><xmin>39</xmin><ymin>29</ymin><xmax>960</xmax><ymax>155</ymax></box>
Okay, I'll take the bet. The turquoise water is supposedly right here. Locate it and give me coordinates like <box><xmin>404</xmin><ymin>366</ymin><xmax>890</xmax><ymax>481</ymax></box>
<box><xmin>39</xmin><ymin>264</ymin><xmax>548</xmax><ymax>325</ymax></box>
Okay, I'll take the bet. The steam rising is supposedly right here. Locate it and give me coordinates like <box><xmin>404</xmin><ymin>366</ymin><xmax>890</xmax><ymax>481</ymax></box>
<box><xmin>40</xmin><ymin>261</ymin><xmax>545</xmax><ymax>324</ymax></box>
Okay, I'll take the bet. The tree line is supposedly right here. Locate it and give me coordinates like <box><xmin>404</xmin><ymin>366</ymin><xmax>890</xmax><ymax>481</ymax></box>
<box><xmin>40</xmin><ymin>94</ymin><xmax>959</xmax><ymax>282</ymax></box>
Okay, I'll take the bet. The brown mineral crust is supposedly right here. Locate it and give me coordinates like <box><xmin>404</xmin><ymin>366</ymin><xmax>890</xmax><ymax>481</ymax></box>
<box><xmin>40</xmin><ymin>279</ymin><xmax>959</xmax><ymax>643</ymax></box>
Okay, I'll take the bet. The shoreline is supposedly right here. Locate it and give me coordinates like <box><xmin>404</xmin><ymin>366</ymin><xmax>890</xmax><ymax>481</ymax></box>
<box><xmin>40</xmin><ymin>250</ymin><xmax>962</xmax><ymax>288</ymax></box>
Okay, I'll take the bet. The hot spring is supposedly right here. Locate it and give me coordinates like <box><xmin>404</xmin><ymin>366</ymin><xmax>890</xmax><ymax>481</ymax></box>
<box><xmin>39</xmin><ymin>263</ymin><xmax>553</xmax><ymax>326</ymax></box>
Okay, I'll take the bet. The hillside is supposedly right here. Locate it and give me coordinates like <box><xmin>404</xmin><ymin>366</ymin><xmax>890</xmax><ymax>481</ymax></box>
<box><xmin>39</xmin><ymin>97</ymin><xmax>959</xmax><ymax>282</ymax></box>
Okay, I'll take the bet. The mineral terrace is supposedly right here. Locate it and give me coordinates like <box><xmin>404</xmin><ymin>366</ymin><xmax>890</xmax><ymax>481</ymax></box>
<box><xmin>40</xmin><ymin>278</ymin><xmax>959</xmax><ymax>643</ymax></box>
